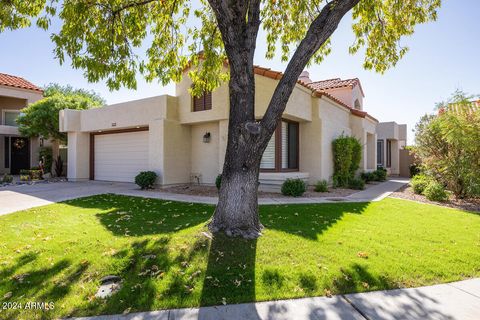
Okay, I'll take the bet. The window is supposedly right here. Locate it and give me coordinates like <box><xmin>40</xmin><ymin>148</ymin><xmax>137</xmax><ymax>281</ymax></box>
<box><xmin>260</xmin><ymin>120</ymin><xmax>299</xmax><ymax>171</ymax></box>
<box><xmin>386</xmin><ymin>140</ymin><xmax>392</xmax><ymax>168</ymax></box>
<box><xmin>377</xmin><ymin>140</ymin><xmax>384</xmax><ymax>166</ymax></box>
<box><xmin>193</xmin><ymin>91</ymin><xmax>212</xmax><ymax>112</ymax></box>
<box><xmin>3</xmin><ymin>111</ymin><xmax>21</xmax><ymax>126</ymax></box>
<box><xmin>354</xmin><ymin>99</ymin><xmax>361</xmax><ymax>110</ymax></box>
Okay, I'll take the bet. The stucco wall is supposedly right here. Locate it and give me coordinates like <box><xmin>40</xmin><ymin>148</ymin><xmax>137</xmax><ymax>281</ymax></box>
<box><xmin>323</xmin><ymin>85</ymin><xmax>363</xmax><ymax>110</ymax></box>
<box><xmin>190</xmin><ymin>122</ymin><xmax>220</xmax><ymax>184</ymax></box>
<box><xmin>318</xmin><ymin>97</ymin><xmax>352</xmax><ymax>182</ymax></box>
<box><xmin>0</xmin><ymin>85</ymin><xmax>43</xmax><ymax>104</ymax></box>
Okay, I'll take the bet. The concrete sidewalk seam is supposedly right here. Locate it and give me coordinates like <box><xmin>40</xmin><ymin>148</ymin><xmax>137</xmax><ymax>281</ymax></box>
<box><xmin>447</xmin><ymin>283</ymin><xmax>480</xmax><ymax>299</ymax></box>
<box><xmin>341</xmin><ymin>295</ymin><xmax>370</xmax><ymax>320</ymax></box>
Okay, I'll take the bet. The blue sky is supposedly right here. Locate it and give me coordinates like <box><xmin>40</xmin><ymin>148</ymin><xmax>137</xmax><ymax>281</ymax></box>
<box><xmin>0</xmin><ymin>0</ymin><xmax>478</xmax><ymax>144</ymax></box>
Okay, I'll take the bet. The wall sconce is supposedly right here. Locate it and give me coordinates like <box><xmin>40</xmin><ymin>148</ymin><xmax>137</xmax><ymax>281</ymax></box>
<box><xmin>203</xmin><ymin>132</ymin><xmax>211</xmax><ymax>143</ymax></box>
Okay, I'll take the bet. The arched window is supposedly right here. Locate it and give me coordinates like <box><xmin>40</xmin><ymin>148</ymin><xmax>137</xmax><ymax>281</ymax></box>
<box><xmin>354</xmin><ymin>99</ymin><xmax>361</xmax><ymax>110</ymax></box>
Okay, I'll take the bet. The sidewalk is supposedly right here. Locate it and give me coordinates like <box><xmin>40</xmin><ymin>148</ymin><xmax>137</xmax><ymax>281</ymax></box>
<box><xmin>71</xmin><ymin>278</ymin><xmax>480</xmax><ymax>320</ymax></box>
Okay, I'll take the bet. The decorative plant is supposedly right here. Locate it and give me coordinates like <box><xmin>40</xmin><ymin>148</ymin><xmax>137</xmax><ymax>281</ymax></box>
<box><xmin>281</xmin><ymin>179</ymin><xmax>306</xmax><ymax>197</ymax></box>
<box><xmin>39</xmin><ymin>147</ymin><xmax>53</xmax><ymax>174</ymax></box>
<box><xmin>314</xmin><ymin>180</ymin><xmax>329</xmax><ymax>193</ymax></box>
<box><xmin>332</xmin><ymin>135</ymin><xmax>362</xmax><ymax>188</ymax></box>
<box><xmin>135</xmin><ymin>171</ymin><xmax>157</xmax><ymax>190</ymax></box>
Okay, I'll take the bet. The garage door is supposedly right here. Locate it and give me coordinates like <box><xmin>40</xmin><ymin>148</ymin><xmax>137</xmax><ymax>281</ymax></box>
<box><xmin>94</xmin><ymin>131</ymin><xmax>149</xmax><ymax>182</ymax></box>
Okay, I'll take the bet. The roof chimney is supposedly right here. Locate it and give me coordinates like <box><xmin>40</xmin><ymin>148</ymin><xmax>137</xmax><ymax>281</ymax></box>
<box><xmin>298</xmin><ymin>70</ymin><xmax>312</xmax><ymax>84</ymax></box>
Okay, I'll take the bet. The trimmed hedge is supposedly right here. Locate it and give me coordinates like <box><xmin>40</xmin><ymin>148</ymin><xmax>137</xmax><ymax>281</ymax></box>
<box><xmin>135</xmin><ymin>171</ymin><xmax>157</xmax><ymax>190</ymax></box>
<box><xmin>332</xmin><ymin>135</ymin><xmax>362</xmax><ymax>188</ymax></box>
<box><xmin>281</xmin><ymin>178</ymin><xmax>306</xmax><ymax>197</ymax></box>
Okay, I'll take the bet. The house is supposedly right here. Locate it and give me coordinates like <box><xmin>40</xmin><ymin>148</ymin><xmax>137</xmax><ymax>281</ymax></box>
<box><xmin>376</xmin><ymin>121</ymin><xmax>408</xmax><ymax>176</ymax></box>
<box><xmin>60</xmin><ymin>67</ymin><xmax>379</xmax><ymax>189</ymax></box>
<box><xmin>0</xmin><ymin>73</ymin><xmax>45</xmax><ymax>175</ymax></box>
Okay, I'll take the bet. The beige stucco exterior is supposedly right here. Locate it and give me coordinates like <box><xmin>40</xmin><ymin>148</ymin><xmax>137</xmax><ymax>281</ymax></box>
<box><xmin>61</xmin><ymin>70</ymin><xmax>380</xmax><ymax>189</ymax></box>
<box><xmin>0</xmin><ymin>84</ymin><xmax>46</xmax><ymax>175</ymax></box>
<box><xmin>376</xmin><ymin>121</ymin><xmax>408</xmax><ymax>175</ymax></box>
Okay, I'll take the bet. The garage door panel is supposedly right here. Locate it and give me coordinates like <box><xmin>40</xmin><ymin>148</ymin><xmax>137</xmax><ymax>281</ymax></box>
<box><xmin>94</xmin><ymin>131</ymin><xmax>149</xmax><ymax>182</ymax></box>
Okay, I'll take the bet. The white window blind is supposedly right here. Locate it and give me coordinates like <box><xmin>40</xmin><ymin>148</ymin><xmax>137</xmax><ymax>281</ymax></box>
<box><xmin>281</xmin><ymin>121</ymin><xmax>288</xmax><ymax>169</ymax></box>
<box><xmin>260</xmin><ymin>133</ymin><xmax>276</xmax><ymax>169</ymax></box>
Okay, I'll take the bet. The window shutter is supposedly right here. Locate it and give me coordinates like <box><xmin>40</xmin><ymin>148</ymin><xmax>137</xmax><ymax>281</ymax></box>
<box><xmin>204</xmin><ymin>91</ymin><xmax>212</xmax><ymax>110</ymax></box>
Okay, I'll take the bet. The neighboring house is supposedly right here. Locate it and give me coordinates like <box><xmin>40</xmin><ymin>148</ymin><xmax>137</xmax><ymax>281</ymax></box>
<box><xmin>60</xmin><ymin>67</ymin><xmax>379</xmax><ymax>189</ymax></box>
<box><xmin>376</xmin><ymin>121</ymin><xmax>407</xmax><ymax>176</ymax></box>
<box><xmin>0</xmin><ymin>73</ymin><xmax>45</xmax><ymax>175</ymax></box>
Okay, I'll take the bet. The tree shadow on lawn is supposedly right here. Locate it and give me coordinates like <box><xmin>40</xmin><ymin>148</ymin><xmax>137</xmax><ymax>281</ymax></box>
<box><xmin>58</xmin><ymin>194</ymin><xmax>371</xmax><ymax>316</ymax></box>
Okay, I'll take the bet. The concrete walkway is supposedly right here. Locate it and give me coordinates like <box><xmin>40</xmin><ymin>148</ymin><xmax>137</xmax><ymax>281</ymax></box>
<box><xmin>71</xmin><ymin>278</ymin><xmax>480</xmax><ymax>320</ymax></box>
<box><xmin>0</xmin><ymin>179</ymin><xmax>409</xmax><ymax>216</ymax></box>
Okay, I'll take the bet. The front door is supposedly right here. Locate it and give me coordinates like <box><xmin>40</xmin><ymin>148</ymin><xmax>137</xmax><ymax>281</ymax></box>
<box><xmin>10</xmin><ymin>137</ymin><xmax>30</xmax><ymax>174</ymax></box>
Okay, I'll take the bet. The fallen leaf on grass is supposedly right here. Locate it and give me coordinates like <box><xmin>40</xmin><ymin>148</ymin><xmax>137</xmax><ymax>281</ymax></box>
<box><xmin>324</xmin><ymin>289</ymin><xmax>332</xmax><ymax>298</ymax></box>
<box><xmin>357</xmin><ymin>251</ymin><xmax>369</xmax><ymax>259</ymax></box>
<box><xmin>362</xmin><ymin>282</ymin><xmax>370</xmax><ymax>289</ymax></box>
<box><xmin>221</xmin><ymin>297</ymin><xmax>227</xmax><ymax>305</ymax></box>
<box><xmin>3</xmin><ymin>292</ymin><xmax>12</xmax><ymax>299</ymax></box>
<box><xmin>123</xmin><ymin>307</ymin><xmax>131</xmax><ymax>315</ymax></box>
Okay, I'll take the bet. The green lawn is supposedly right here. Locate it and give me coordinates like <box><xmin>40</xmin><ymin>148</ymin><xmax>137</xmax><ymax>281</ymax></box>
<box><xmin>0</xmin><ymin>195</ymin><xmax>479</xmax><ymax>319</ymax></box>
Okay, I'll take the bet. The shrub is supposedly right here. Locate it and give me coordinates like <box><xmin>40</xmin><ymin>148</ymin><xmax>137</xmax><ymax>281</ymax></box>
<box><xmin>361</xmin><ymin>171</ymin><xmax>376</xmax><ymax>183</ymax></box>
<box><xmin>411</xmin><ymin>174</ymin><xmax>429</xmax><ymax>194</ymax></box>
<box><xmin>215</xmin><ymin>174</ymin><xmax>222</xmax><ymax>190</ymax></box>
<box><xmin>281</xmin><ymin>178</ymin><xmax>306</xmax><ymax>197</ymax></box>
<box><xmin>348</xmin><ymin>178</ymin><xmax>365</xmax><ymax>190</ymax></box>
<box><xmin>332</xmin><ymin>135</ymin><xmax>362</xmax><ymax>187</ymax></box>
<box><xmin>39</xmin><ymin>147</ymin><xmax>53</xmax><ymax>174</ymax></box>
<box><xmin>409</xmin><ymin>164</ymin><xmax>421</xmax><ymax>177</ymax></box>
<box><xmin>20</xmin><ymin>175</ymin><xmax>30</xmax><ymax>181</ymax></box>
<box><xmin>135</xmin><ymin>171</ymin><xmax>157</xmax><ymax>190</ymax></box>
<box><xmin>2</xmin><ymin>174</ymin><xmax>13</xmax><ymax>183</ymax></box>
<box><xmin>29</xmin><ymin>170</ymin><xmax>43</xmax><ymax>180</ymax></box>
<box><xmin>424</xmin><ymin>181</ymin><xmax>448</xmax><ymax>202</ymax></box>
<box><xmin>373</xmin><ymin>168</ymin><xmax>387</xmax><ymax>181</ymax></box>
<box><xmin>314</xmin><ymin>180</ymin><xmax>329</xmax><ymax>192</ymax></box>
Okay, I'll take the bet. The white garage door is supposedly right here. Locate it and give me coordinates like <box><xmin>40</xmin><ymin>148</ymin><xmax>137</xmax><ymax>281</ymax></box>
<box><xmin>94</xmin><ymin>131</ymin><xmax>149</xmax><ymax>182</ymax></box>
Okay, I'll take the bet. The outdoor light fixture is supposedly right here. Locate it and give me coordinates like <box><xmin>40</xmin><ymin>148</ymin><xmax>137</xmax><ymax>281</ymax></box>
<box><xmin>203</xmin><ymin>132</ymin><xmax>211</xmax><ymax>143</ymax></box>
<box><xmin>39</xmin><ymin>137</ymin><xmax>44</xmax><ymax>147</ymax></box>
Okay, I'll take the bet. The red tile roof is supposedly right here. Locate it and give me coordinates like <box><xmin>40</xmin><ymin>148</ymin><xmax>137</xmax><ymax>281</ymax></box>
<box><xmin>253</xmin><ymin>66</ymin><xmax>377</xmax><ymax>122</ymax></box>
<box><xmin>0</xmin><ymin>73</ymin><xmax>43</xmax><ymax>92</ymax></box>
<box><xmin>309</xmin><ymin>78</ymin><xmax>365</xmax><ymax>97</ymax></box>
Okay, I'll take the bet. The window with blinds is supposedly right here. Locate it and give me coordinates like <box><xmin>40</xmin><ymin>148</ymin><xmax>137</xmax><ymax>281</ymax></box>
<box><xmin>260</xmin><ymin>120</ymin><xmax>299</xmax><ymax>171</ymax></box>
<box><xmin>193</xmin><ymin>91</ymin><xmax>212</xmax><ymax>111</ymax></box>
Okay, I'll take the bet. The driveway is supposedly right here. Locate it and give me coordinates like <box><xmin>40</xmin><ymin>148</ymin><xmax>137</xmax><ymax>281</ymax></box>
<box><xmin>0</xmin><ymin>181</ymin><xmax>137</xmax><ymax>216</ymax></box>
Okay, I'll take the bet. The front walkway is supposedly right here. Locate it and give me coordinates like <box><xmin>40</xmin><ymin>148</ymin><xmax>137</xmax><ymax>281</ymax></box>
<box><xmin>71</xmin><ymin>278</ymin><xmax>480</xmax><ymax>320</ymax></box>
<box><xmin>0</xmin><ymin>179</ymin><xmax>409</xmax><ymax>216</ymax></box>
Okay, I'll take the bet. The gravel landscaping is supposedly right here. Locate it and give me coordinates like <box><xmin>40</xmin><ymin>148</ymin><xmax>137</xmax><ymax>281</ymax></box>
<box><xmin>390</xmin><ymin>184</ymin><xmax>480</xmax><ymax>212</ymax></box>
<box><xmin>159</xmin><ymin>183</ymin><xmax>378</xmax><ymax>199</ymax></box>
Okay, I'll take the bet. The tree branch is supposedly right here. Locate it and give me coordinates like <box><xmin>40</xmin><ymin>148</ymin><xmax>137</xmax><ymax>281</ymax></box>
<box><xmin>259</xmin><ymin>0</ymin><xmax>360</xmax><ymax>141</ymax></box>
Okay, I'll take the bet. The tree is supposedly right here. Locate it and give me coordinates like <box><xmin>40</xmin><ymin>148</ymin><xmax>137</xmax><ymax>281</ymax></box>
<box><xmin>414</xmin><ymin>90</ymin><xmax>480</xmax><ymax>198</ymax></box>
<box><xmin>1</xmin><ymin>0</ymin><xmax>441</xmax><ymax>238</ymax></box>
<box><xmin>17</xmin><ymin>84</ymin><xmax>103</xmax><ymax>143</ymax></box>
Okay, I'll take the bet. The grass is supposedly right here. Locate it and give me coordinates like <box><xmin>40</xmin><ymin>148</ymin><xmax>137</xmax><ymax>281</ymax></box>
<box><xmin>0</xmin><ymin>195</ymin><xmax>479</xmax><ymax>319</ymax></box>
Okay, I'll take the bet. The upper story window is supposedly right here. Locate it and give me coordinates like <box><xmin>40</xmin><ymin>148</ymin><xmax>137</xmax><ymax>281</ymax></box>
<box><xmin>354</xmin><ymin>99</ymin><xmax>361</xmax><ymax>110</ymax></box>
<box><xmin>260</xmin><ymin>120</ymin><xmax>299</xmax><ymax>171</ymax></box>
<box><xmin>193</xmin><ymin>91</ymin><xmax>212</xmax><ymax>112</ymax></box>
<box><xmin>3</xmin><ymin>111</ymin><xmax>21</xmax><ymax>126</ymax></box>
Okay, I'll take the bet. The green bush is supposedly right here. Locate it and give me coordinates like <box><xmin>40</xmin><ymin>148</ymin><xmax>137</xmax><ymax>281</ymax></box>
<box><xmin>29</xmin><ymin>170</ymin><xmax>43</xmax><ymax>180</ymax></box>
<box><xmin>424</xmin><ymin>181</ymin><xmax>448</xmax><ymax>202</ymax></box>
<box><xmin>2</xmin><ymin>174</ymin><xmax>13</xmax><ymax>183</ymax></box>
<box><xmin>314</xmin><ymin>180</ymin><xmax>328</xmax><ymax>192</ymax></box>
<box><xmin>411</xmin><ymin>174</ymin><xmax>429</xmax><ymax>194</ymax></box>
<box><xmin>348</xmin><ymin>178</ymin><xmax>365</xmax><ymax>190</ymax></box>
<box><xmin>39</xmin><ymin>147</ymin><xmax>53</xmax><ymax>174</ymax></box>
<box><xmin>332</xmin><ymin>135</ymin><xmax>362</xmax><ymax>187</ymax></box>
<box><xmin>409</xmin><ymin>164</ymin><xmax>421</xmax><ymax>177</ymax></box>
<box><xmin>215</xmin><ymin>174</ymin><xmax>222</xmax><ymax>190</ymax></box>
<box><xmin>135</xmin><ymin>171</ymin><xmax>157</xmax><ymax>190</ymax></box>
<box><xmin>361</xmin><ymin>171</ymin><xmax>376</xmax><ymax>183</ymax></box>
<box><xmin>281</xmin><ymin>178</ymin><xmax>306</xmax><ymax>197</ymax></box>
<box><xmin>373</xmin><ymin>168</ymin><xmax>387</xmax><ymax>181</ymax></box>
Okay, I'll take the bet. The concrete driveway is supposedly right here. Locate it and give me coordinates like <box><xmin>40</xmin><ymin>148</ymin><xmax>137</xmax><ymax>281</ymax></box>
<box><xmin>0</xmin><ymin>181</ymin><xmax>137</xmax><ymax>216</ymax></box>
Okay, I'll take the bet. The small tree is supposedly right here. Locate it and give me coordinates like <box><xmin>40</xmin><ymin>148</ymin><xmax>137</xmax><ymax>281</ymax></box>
<box><xmin>17</xmin><ymin>84</ymin><xmax>103</xmax><ymax>143</ymax></box>
<box><xmin>414</xmin><ymin>90</ymin><xmax>480</xmax><ymax>198</ymax></box>
<box><xmin>332</xmin><ymin>135</ymin><xmax>362</xmax><ymax>187</ymax></box>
